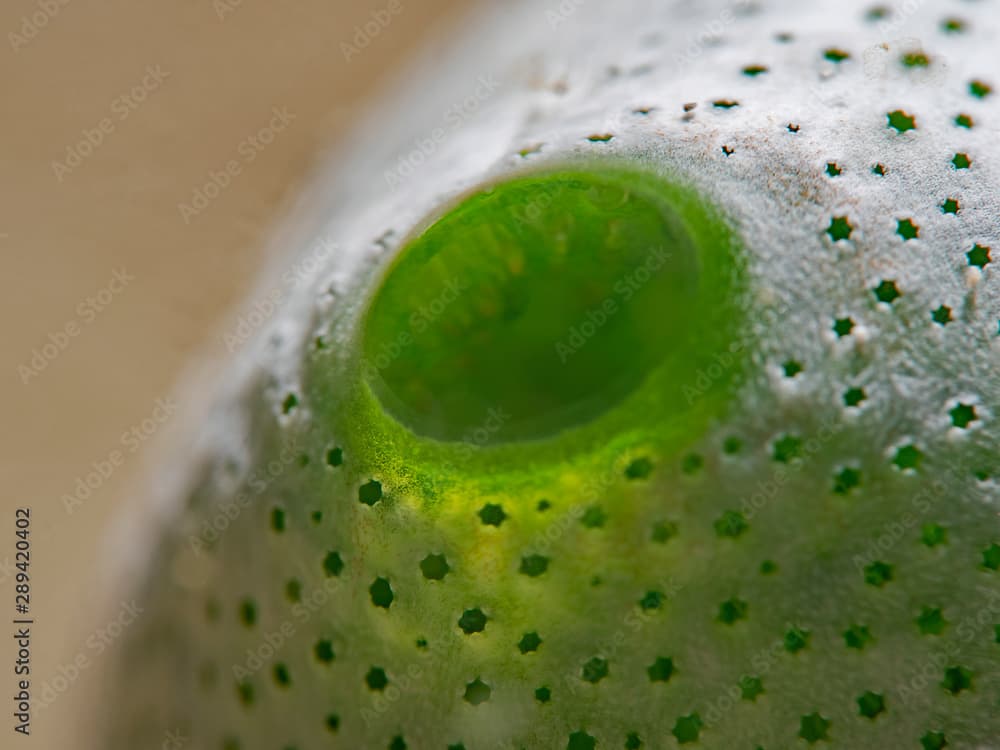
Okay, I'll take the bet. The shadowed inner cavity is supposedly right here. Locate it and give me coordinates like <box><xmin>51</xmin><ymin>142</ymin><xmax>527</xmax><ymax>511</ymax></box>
<box><xmin>361</xmin><ymin>169</ymin><xmax>705</xmax><ymax>444</ymax></box>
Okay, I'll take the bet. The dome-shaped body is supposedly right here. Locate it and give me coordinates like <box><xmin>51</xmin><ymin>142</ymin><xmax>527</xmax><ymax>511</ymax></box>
<box><xmin>104</xmin><ymin>1</ymin><xmax>999</xmax><ymax>748</ymax></box>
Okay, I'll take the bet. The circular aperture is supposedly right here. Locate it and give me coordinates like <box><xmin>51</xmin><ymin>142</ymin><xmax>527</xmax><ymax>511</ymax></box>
<box><xmin>361</xmin><ymin>168</ymin><xmax>726</xmax><ymax>444</ymax></box>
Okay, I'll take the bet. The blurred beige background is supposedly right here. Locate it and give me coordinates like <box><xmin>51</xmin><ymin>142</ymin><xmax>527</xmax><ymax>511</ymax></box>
<box><xmin>0</xmin><ymin>1</ymin><xmax>466</xmax><ymax>746</ymax></box>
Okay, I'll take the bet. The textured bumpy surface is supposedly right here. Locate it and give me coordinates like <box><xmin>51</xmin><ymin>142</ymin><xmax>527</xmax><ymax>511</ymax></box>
<box><xmin>105</xmin><ymin>1</ymin><xmax>999</xmax><ymax>748</ymax></box>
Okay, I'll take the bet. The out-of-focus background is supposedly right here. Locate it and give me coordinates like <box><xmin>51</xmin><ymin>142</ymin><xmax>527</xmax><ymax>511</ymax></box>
<box><xmin>0</xmin><ymin>1</ymin><xmax>467</xmax><ymax>746</ymax></box>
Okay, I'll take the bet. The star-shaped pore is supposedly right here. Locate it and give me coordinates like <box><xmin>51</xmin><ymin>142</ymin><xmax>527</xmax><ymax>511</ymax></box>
<box><xmin>672</xmin><ymin>713</ymin><xmax>703</xmax><ymax>744</ymax></box>
<box><xmin>370</xmin><ymin>577</ymin><xmax>394</xmax><ymax>608</ymax></box>
<box><xmin>519</xmin><ymin>554</ymin><xmax>550</xmax><ymax>577</ymax></box>
<box><xmin>281</xmin><ymin>393</ymin><xmax>298</xmax><ymax>413</ymax></box>
<box><xmin>639</xmin><ymin>590</ymin><xmax>665</xmax><ymax>611</ymax></box>
<box><xmin>739</xmin><ymin>675</ymin><xmax>764</xmax><ymax>700</ymax></box>
<box><xmin>887</xmin><ymin>109</ymin><xmax>916</xmax><ymax>132</ymax></box>
<box><xmin>844</xmin><ymin>623</ymin><xmax>873</xmax><ymax>650</ymax></box>
<box><xmin>941</xmin><ymin>665</ymin><xmax>973</xmax><ymax>694</ymax></box>
<box><xmin>272</xmin><ymin>662</ymin><xmax>290</xmax><ymax>686</ymax></box>
<box><xmin>896</xmin><ymin>218</ymin><xmax>920</xmax><ymax>240</ymax></box>
<box><xmin>967</xmin><ymin>243</ymin><xmax>991</xmax><ymax>268</ymax></box>
<box><xmin>921</xmin><ymin>523</ymin><xmax>947</xmax><ymax>547</ymax></box>
<box><xmin>952</xmin><ymin>152</ymin><xmax>972</xmax><ymax>169</ymax></box>
<box><xmin>681</xmin><ymin>453</ymin><xmax>704</xmax><ymax>474</ymax></box>
<box><xmin>864</xmin><ymin>561</ymin><xmax>893</xmax><ymax>587</ymax></box>
<box><xmin>799</xmin><ymin>712</ymin><xmax>831</xmax><ymax>743</ymax></box>
<box><xmin>625</xmin><ymin>456</ymin><xmax>653</xmax><ymax>479</ymax></box>
<box><xmin>892</xmin><ymin>444</ymin><xmax>923</xmax><ymax>470</ymax></box>
<box><xmin>772</xmin><ymin>434</ymin><xmax>803</xmax><ymax>463</ymax></box>
<box><xmin>270</xmin><ymin>507</ymin><xmax>286</xmax><ymax>532</ymax></box>
<box><xmin>314</xmin><ymin>639</ymin><xmax>335</xmax><ymax>663</ymax></box>
<box><xmin>784</xmin><ymin>626</ymin><xmax>810</xmax><ymax>653</ymax></box>
<box><xmin>478</xmin><ymin>503</ymin><xmax>507</xmax><ymax>526</ymax></box>
<box><xmin>843</xmin><ymin>387</ymin><xmax>866</xmax><ymax>407</ymax></box>
<box><xmin>827</xmin><ymin>215</ymin><xmax>853</xmax><ymax>241</ymax></box>
<box><xmin>647</xmin><ymin>656</ymin><xmax>675</xmax><ymax>683</ymax></box>
<box><xmin>714</xmin><ymin>510</ymin><xmax>749</xmax><ymax>538</ymax></box>
<box><xmin>969</xmin><ymin>79</ymin><xmax>992</xmax><ymax>98</ymax></box>
<box><xmin>931</xmin><ymin>305</ymin><xmax>953</xmax><ymax>325</ymax></box>
<box><xmin>782</xmin><ymin>359</ymin><xmax>803</xmax><ymax>377</ymax></box>
<box><xmin>723</xmin><ymin>436</ymin><xmax>743</xmax><ymax>454</ymax></box>
<box><xmin>358</xmin><ymin>479</ymin><xmax>383</xmax><ymax>505</ymax></box>
<box><xmin>518</xmin><ymin>631</ymin><xmax>542</xmax><ymax>653</ymax></box>
<box><xmin>718</xmin><ymin>597</ymin><xmax>748</xmax><ymax>624</ymax></box>
<box><xmin>652</xmin><ymin>520</ymin><xmax>678</xmax><ymax>543</ymax></box>
<box><xmin>873</xmin><ymin>280</ymin><xmax>901</xmax><ymax>303</ymax></box>
<box><xmin>916</xmin><ymin>607</ymin><xmax>947</xmax><ymax>635</ymax></box>
<box><xmin>581</xmin><ymin>657</ymin><xmax>609</xmax><ymax>683</ymax></box>
<box><xmin>420</xmin><ymin>553</ymin><xmax>450</xmax><ymax>580</ymax></box>
<box><xmin>365</xmin><ymin>667</ymin><xmax>388</xmax><ymax>691</ymax></box>
<box><xmin>949</xmin><ymin>402</ymin><xmax>977</xmax><ymax>429</ymax></box>
<box><xmin>833</xmin><ymin>317</ymin><xmax>855</xmax><ymax>337</ymax></box>
<box><xmin>833</xmin><ymin>467</ymin><xmax>861</xmax><ymax>494</ymax></box>
<box><xmin>941</xmin><ymin>197</ymin><xmax>960</xmax><ymax>214</ymax></box>
<box><xmin>902</xmin><ymin>51</ymin><xmax>930</xmax><ymax>67</ymax></box>
<box><xmin>323</xmin><ymin>551</ymin><xmax>344</xmax><ymax>577</ymax></box>
<box><xmin>920</xmin><ymin>731</ymin><xmax>948</xmax><ymax>750</ymax></box>
<box><xmin>458</xmin><ymin>608</ymin><xmax>487</xmax><ymax>634</ymax></box>
<box><xmin>567</xmin><ymin>730</ymin><xmax>596</xmax><ymax>750</ymax></box>
<box><xmin>463</xmin><ymin>678</ymin><xmax>491</xmax><ymax>705</ymax></box>
<box><xmin>857</xmin><ymin>691</ymin><xmax>886</xmax><ymax>719</ymax></box>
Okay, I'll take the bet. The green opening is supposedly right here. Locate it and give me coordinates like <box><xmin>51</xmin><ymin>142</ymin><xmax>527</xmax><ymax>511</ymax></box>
<box><xmin>360</xmin><ymin>166</ymin><xmax>739</xmax><ymax>445</ymax></box>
